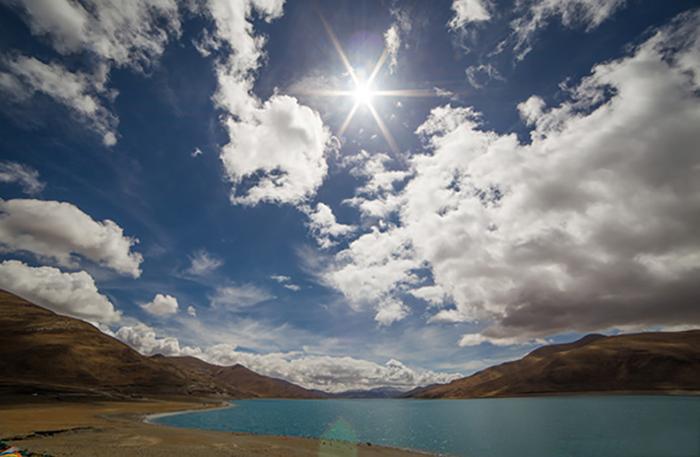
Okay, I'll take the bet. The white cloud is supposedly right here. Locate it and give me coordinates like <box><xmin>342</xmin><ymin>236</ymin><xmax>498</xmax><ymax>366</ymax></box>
<box><xmin>458</xmin><ymin>333</ymin><xmax>544</xmax><ymax>347</ymax></box>
<box><xmin>202</xmin><ymin>0</ymin><xmax>332</xmax><ymax>207</ymax></box>
<box><xmin>449</xmin><ymin>0</ymin><xmax>492</xmax><ymax>30</ymax></box>
<box><xmin>465</xmin><ymin>63</ymin><xmax>504</xmax><ymax>89</ymax></box>
<box><xmin>342</xmin><ymin>151</ymin><xmax>410</xmax><ymax>220</ymax></box>
<box><xmin>0</xmin><ymin>259</ymin><xmax>120</xmax><ymax>323</ymax></box>
<box><xmin>0</xmin><ymin>56</ymin><xmax>117</xmax><ymax>145</ymax></box>
<box><xmin>187</xmin><ymin>305</ymin><xmax>197</xmax><ymax>317</ymax></box>
<box><xmin>302</xmin><ymin>202</ymin><xmax>355</xmax><ymax>248</ymax></box>
<box><xmin>384</xmin><ymin>25</ymin><xmax>400</xmax><ymax>74</ymax></box>
<box><xmin>0</xmin><ymin>0</ymin><xmax>181</xmax><ymax>144</ymax></box>
<box><xmin>0</xmin><ymin>198</ymin><xmax>143</xmax><ymax>277</ymax></box>
<box><xmin>210</xmin><ymin>284</ymin><xmax>273</xmax><ymax>309</ymax></box>
<box><xmin>185</xmin><ymin>249</ymin><xmax>223</xmax><ymax>276</ymax></box>
<box><xmin>0</xmin><ymin>161</ymin><xmax>44</xmax><ymax>195</ymax></box>
<box><xmin>383</xmin><ymin>7</ymin><xmax>411</xmax><ymax>75</ymax></box>
<box><xmin>115</xmin><ymin>323</ymin><xmax>199</xmax><ymax>357</ymax></box>
<box><xmin>200</xmin><ymin>350</ymin><xmax>461</xmax><ymax>393</ymax></box>
<box><xmin>2</xmin><ymin>0</ymin><xmax>181</xmax><ymax>68</ymax></box>
<box><xmin>219</xmin><ymin>94</ymin><xmax>332</xmax><ymax>206</ymax></box>
<box><xmin>319</xmin><ymin>10</ymin><xmax>700</xmax><ymax>340</ymax></box>
<box><xmin>321</xmin><ymin>226</ymin><xmax>420</xmax><ymax>325</ymax></box>
<box><xmin>191</xmin><ymin>147</ymin><xmax>203</xmax><ymax>157</ymax></box>
<box><xmin>112</xmin><ymin>321</ymin><xmax>461</xmax><ymax>392</ymax></box>
<box><xmin>270</xmin><ymin>274</ymin><xmax>301</xmax><ymax>291</ymax></box>
<box><xmin>270</xmin><ymin>274</ymin><xmax>291</xmax><ymax>283</ymax></box>
<box><xmin>511</xmin><ymin>0</ymin><xmax>626</xmax><ymax>60</ymax></box>
<box><xmin>141</xmin><ymin>293</ymin><xmax>179</xmax><ymax>316</ymax></box>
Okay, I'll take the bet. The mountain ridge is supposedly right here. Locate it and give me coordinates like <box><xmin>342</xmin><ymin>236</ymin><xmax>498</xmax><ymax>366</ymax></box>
<box><xmin>409</xmin><ymin>330</ymin><xmax>700</xmax><ymax>398</ymax></box>
<box><xmin>0</xmin><ymin>289</ymin><xmax>321</xmax><ymax>399</ymax></box>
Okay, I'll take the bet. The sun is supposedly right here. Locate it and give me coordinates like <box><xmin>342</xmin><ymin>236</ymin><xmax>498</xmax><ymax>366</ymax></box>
<box><xmin>353</xmin><ymin>82</ymin><xmax>373</xmax><ymax>106</ymax></box>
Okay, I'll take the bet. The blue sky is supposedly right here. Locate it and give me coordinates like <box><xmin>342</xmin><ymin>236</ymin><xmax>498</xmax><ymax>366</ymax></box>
<box><xmin>1</xmin><ymin>0</ymin><xmax>699</xmax><ymax>391</ymax></box>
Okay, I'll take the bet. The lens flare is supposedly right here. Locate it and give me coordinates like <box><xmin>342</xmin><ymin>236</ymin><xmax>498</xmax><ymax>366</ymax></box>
<box><xmin>353</xmin><ymin>82</ymin><xmax>373</xmax><ymax>105</ymax></box>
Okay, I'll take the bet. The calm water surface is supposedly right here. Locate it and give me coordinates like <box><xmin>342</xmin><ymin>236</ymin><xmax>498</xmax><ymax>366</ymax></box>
<box><xmin>154</xmin><ymin>396</ymin><xmax>700</xmax><ymax>457</ymax></box>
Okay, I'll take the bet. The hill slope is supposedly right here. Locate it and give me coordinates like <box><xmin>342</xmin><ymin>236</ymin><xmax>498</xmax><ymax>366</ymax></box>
<box><xmin>0</xmin><ymin>290</ymin><xmax>320</xmax><ymax>399</ymax></box>
<box><xmin>160</xmin><ymin>356</ymin><xmax>321</xmax><ymax>398</ymax></box>
<box><xmin>410</xmin><ymin>331</ymin><xmax>700</xmax><ymax>398</ymax></box>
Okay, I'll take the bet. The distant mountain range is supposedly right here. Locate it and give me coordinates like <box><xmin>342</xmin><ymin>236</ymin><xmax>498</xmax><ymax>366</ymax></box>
<box><xmin>329</xmin><ymin>386</ymin><xmax>408</xmax><ymax>398</ymax></box>
<box><xmin>408</xmin><ymin>331</ymin><xmax>700</xmax><ymax>398</ymax></box>
<box><xmin>3</xmin><ymin>289</ymin><xmax>699</xmax><ymax>401</ymax></box>
<box><xmin>0</xmin><ymin>290</ymin><xmax>320</xmax><ymax>399</ymax></box>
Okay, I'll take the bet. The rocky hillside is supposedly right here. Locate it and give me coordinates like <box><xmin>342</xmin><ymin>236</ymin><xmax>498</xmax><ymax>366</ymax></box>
<box><xmin>0</xmin><ymin>290</ymin><xmax>321</xmax><ymax>399</ymax></box>
<box><xmin>410</xmin><ymin>331</ymin><xmax>700</xmax><ymax>398</ymax></box>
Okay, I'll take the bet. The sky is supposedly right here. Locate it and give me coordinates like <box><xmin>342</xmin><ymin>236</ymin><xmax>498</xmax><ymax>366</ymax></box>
<box><xmin>0</xmin><ymin>0</ymin><xmax>699</xmax><ymax>393</ymax></box>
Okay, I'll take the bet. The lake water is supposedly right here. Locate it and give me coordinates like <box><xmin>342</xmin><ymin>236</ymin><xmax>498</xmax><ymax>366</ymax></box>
<box><xmin>152</xmin><ymin>396</ymin><xmax>700</xmax><ymax>457</ymax></box>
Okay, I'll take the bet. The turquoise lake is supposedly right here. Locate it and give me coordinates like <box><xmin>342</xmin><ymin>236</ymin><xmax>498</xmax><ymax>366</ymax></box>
<box><xmin>153</xmin><ymin>396</ymin><xmax>700</xmax><ymax>456</ymax></box>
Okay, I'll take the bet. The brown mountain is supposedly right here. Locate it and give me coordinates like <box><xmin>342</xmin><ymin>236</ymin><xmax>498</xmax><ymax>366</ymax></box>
<box><xmin>0</xmin><ymin>289</ymin><xmax>321</xmax><ymax>399</ymax></box>
<box><xmin>410</xmin><ymin>331</ymin><xmax>700</xmax><ymax>398</ymax></box>
<box><xmin>159</xmin><ymin>356</ymin><xmax>321</xmax><ymax>398</ymax></box>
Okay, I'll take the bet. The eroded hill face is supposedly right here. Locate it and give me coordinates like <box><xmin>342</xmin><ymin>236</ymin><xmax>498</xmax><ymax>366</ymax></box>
<box><xmin>411</xmin><ymin>330</ymin><xmax>700</xmax><ymax>398</ymax></box>
<box><xmin>0</xmin><ymin>290</ymin><xmax>321</xmax><ymax>399</ymax></box>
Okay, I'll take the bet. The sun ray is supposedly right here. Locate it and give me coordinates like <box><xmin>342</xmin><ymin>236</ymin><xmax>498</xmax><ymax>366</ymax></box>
<box><xmin>367</xmin><ymin>49</ymin><xmax>388</xmax><ymax>86</ymax></box>
<box><xmin>339</xmin><ymin>102</ymin><xmax>360</xmax><ymax>136</ymax></box>
<box><xmin>314</xmin><ymin>14</ymin><xmax>445</xmax><ymax>153</ymax></box>
<box><xmin>319</xmin><ymin>13</ymin><xmax>359</xmax><ymax>86</ymax></box>
<box><xmin>367</xmin><ymin>103</ymin><xmax>399</xmax><ymax>154</ymax></box>
<box><xmin>373</xmin><ymin>89</ymin><xmax>439</xmax><ymax>97</ymax></box>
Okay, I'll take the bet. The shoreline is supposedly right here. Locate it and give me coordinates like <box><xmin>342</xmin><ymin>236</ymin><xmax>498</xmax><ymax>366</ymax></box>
<box><xmin>142</xmin><ymin>399</ymin><xmax>235</xmax><ymax>424</ymax></box>
<box><xmin>0</xmin><ymin>397</ymin><xmax>430</xmax><ymax>456</ymax></box>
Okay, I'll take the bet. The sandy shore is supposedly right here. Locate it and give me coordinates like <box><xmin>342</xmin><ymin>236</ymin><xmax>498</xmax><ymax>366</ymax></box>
<box><xmin>0</xmin><ymin>397</ymin><xmax>430</xmax><ymax>456</ymax></box>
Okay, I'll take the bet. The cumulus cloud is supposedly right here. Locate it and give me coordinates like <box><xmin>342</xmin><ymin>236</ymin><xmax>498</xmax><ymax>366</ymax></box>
<box><xmin>185</xmin><ymin>249</ymin><xmax>223</xmax><ymax>276</ymax></box>
<box><xmin>449</xmin><ymin>0</ymin><xmax>492</xmax><ymax>30</ymax></box>
<box><xmin>0</xmin><ymin>198</ymin><xmax>143</xmax><ymax>277</ymax></box>
<box><xmin>112</xmin><ymin>321</ymin><xmax>461</xmax><ymax>392</ymax></box>
<box><xmin>115</xmin><ymin>323</ymin><xmax>199</xmax><ymax>356</ymax></box>
<box><xmin>320</xmin><ymin>10</ymin><xmax>700</xmax><ymax>343</ymax></box>
<box><xmin>0</xmin><ymin>0</ymin><xmax>181</xmax><ymax>144</ymax></box>
<box><xmin>141</xmin><ymin>293</ymin><xmax>179</xmax><ymax>316</ymax></box>
<box><xmin>201</xmin><ymin>0</ymin><xmax>332</xmax><ymax>207</ymax></box>
<box><xmin>302</xmin><ymin>202</ymin><xmax>355</xmax><ymax>249</ymax></box>
<box><xmin>201</xmin><ymin>349</ymin><xmax>461</xmax><ymax>392</ymax></box>
<box><xmin>210</xmin><ymin>284</ymin><xmax>274</xmax><ymax>309</ymax></box>
<box><xmin>219</xmin><ymin>95</ymin><xmax>331</xmax><ymax>206</ymax></box>
<box><xmin>0</xmin><ymin>161</ymin><xmax>44</xmax><ymax>195</ymax></box>
<box><xmin>342</xmin><ymin>151</ymin><xmax>409</xmax><ymax>219</ymax></box>
<box><xmin>511</xmin><ymin>0</ymin><xmax>627</xmax><ymax>60</ymax></box>
<box><xmin>0</xmin><ymin>259</ymin><xmax>120</xmax><ymax>323</ymax></box>
<box><xmin>321</xmin><ymin>226</ymin><xmax>420</xmax><ymax>325</ymax></box>
<box><xmin>187</xmin><ymin>305</ymin><xmax>197</xmax><ymax>317</ymax></box>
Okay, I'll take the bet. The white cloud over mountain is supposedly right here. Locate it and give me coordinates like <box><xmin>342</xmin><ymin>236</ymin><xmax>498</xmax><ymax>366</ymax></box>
<box><xmin>0</xmin><ymin>259</ymin><xmax>120</xmax><ymax>323</ymax></box>
<box><xmin>113</xmin><ymin>321</ymin><xmax>461</xmax><ymax>392</ymax></box>
<box><xmin>0</xmin><ymin>198</ymin><xmax>143</xmax><ymax>277</ymax></box>
<box><xmin>321</xmin><ymin>10</ymin><xmax>700</xmax><ymax>343</ymax></box>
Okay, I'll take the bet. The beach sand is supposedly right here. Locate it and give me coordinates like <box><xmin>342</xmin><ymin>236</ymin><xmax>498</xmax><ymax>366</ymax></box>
<box><xmin>0</xmin><ymin>397</ymin><xmax>429</xmax><ymax>456</ymax></box>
